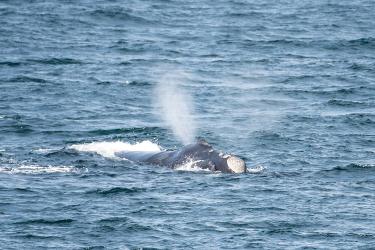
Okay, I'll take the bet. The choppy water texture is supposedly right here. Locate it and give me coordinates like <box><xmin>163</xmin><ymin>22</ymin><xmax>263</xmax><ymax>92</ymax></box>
<box><xmin>1</xmin><ymin>0</ymin><xmax>375</xmax><ymax>249</ymax></box>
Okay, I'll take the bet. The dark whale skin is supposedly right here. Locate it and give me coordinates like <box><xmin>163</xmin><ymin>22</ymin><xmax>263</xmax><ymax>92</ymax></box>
<box><xmin>116</xmin><ymin>140</ymin><xmax>246</xmax><ymax>173</ymax></box>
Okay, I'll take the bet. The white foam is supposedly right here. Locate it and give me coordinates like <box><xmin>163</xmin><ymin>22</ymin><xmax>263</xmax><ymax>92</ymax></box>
<box><xmin>69</xmin><ymin>140</ymin><xmax>161</xmax><ymax>158</ymax></box>
<box><xmin>247</xmin><ymin>165</ymin><xmax>266</xmax><ymax>174</ymax></box>
<box><xmin>0</xmin><ymin>164</ymin><xmax>84</xmax><ymax>174</ymax></box>
<box><xmin>33</xmin><ymin>147</ymin><xmax>61</xmax><ymax>154</ymax></box>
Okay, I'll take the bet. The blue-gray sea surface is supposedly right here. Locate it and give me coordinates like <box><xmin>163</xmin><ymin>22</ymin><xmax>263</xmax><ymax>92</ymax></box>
<box><xmin>1</xmin><ymin>0</ymin><xmax>375</xmax><ymax>249</ymax></box>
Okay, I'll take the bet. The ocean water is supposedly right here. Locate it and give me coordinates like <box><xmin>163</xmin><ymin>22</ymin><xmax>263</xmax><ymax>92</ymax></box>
<box><xmin>1</xmin><ymin>0</ymin><xmax>375</xmax><ymax>249</ymax></box>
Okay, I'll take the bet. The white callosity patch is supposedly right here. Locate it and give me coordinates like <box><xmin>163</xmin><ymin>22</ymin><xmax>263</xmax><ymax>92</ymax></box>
<box><xmin>69</xmin><ymin>140</ymin><xmax>161</xmax><ymax>158</ymax></box>
<box><xmin>174</xmin><ymin>158</ymin><xmax>211</xmax><ymax>172</ymax></box>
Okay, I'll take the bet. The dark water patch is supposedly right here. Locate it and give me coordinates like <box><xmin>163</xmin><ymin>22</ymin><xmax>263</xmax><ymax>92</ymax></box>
<box><xmin>320</xmin><ymin>164</ymin><xmax>375</xmax><ymax>175</ymax></box>
<box><xmin>198</xmin><ymin>53</ymin><xmax>220</xmax><ymax>58</ymax></box>
<box><xmin>97</xmin><ymin>216</ymin><xmax>152</xmax><ymax>232</ymax></box>
<box><xmin>327</xmin><ymin>99</ymin><xmax>367</xmax><ymax>107</ymax></box>
<box><xmin>0</xmin><ymin>61</ymin><xmax>22</xmax><ymax>67</ymax></box>
<box><xmin>333</xmin><ymin>86</ymin><xmax>373</xmax><ymax>95</ymax></box>
<box><xmin>96</xmin><ymin>80</ymin><xmax>151</xmax><ymax>86</ymax></box>
<box><xmin>118</xmin><ymin>61</ymin><xmax>132</xmax><ymax>65</ymax></box>
<box><xmin>349</xmin><ymin>62</ymin><xmax>374</xmax><ymax>71</ymax></box>
<box><xmin>44</xmin><ymin>149</ymin><xmax>80</xmax><ymax>158</ymax></box>
<box><xmin>15</xmin><ymin>234</ymin><xmax>62</xmax><ymax>240</ymax></box>
<box><xmin>88</xmin><ymin>7</ymin><xmax>151</xmax><ymax>24</ymax></box>
<box><xmin>27</xmin><ymin>58</ymin><xmax>83</xmax><ymax>65</ymax></box>
<box><xmin>14</xmin><ymin>187</ymin><xmax>35</xmax><ymax>193</ymax></box>
<box><xmin>87</xmin><ymin>187</ymin><xmax>146</xmax><ymax>196</ymax></box>
<box><xmin>0</xmin><ymin>114</ymin><xmax>21</xmax><ymax>120</ymax></box>
<box><xmin>264</xmin><ymin>39</ymin><xmax>310</xmax><ymax>48</ymax></box>
<box><xmin>280</xmin><ymin>86</ymin><xmax>373</xmax><ymax>99</ymax></box>
<box><xmin>240</xmin><ymin>206</ymin><xmax>286</xmax><ymax>212</ymax></box>
<box><xmin>257</xmin><ymin>188</ymin><xmax>288</xmax><ymax>194</ymax></box>
<box><xmin>14</xmin><ymin>218</ymin><xmax>74</xmax><ymax>225</ymax></box>
<box><xmin>0</xmin><ymin>124</ymin><xmax>33</xmax><ymax>134</ymax></box>
<box><xmin>226</xmin><ymin>11</ymin><xmax>265</xmax><ymax>19</ymax></box>
<box><xmin>333</xmin><ymin>163</ymin><xmax>375</xmax><ymax>172</ymax></box>
<box><xmin>126</xmin><ymin>80</ymin><xmax>151</xmax><ymax>86</ymax></box>
<box><xmin>346</xmin><ymin>232</ymin><xmax>375</xmax><ymax>240</ymax></box>
<box><xmin>81</xmin><ymin>246</ymin><xmax>106</xmax><ymax>250</ymax></box>
<box><xmin>95</xmin><ymin>81</ymin><xmax>112</xmax><ymax>85</ymax></box>
<box><xmin>355</xmin><ymin>179</ymin><xmax>375</xmax><ymax>185</ymax></box>
<box><xmin>342</xmin><ymin>113</ymin><xmax>375</xmax><ymax>126</ymax></box>
<box><xmin>8</xmin><ymin>76</ymin><xmax>47</xmax><ymax>83</ymax></box>
<box><xmin>333</xmin><ymin>37</ymin><xmax>375</xmax><ymax>50</ymax></box>
<box><xmin>126</xmin><ymin>223</ymin><xmax>153</xmax><ymax>232</ymax></box>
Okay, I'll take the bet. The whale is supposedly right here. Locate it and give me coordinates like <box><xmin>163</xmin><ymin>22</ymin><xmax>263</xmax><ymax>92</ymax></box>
<box><xmin>115</xmin><ymin>140</ymin><xmax>247</xmax><ymax>173</ymax></box>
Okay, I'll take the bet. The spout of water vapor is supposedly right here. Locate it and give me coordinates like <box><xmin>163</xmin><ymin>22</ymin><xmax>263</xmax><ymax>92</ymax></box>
<box><xmin>154</xmin><ymin>69</ymin><xmax>197</xmax><ymax>145</ymax></box>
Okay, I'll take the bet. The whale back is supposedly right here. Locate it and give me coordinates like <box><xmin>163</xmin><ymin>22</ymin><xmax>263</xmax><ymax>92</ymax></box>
<box><xmin>175</xmin><ymin>140</ymin><xmax>213</xmax><ymax>159</ymax></box>
<box><xmin>120</xmin><ymin>140</ymin><xmax>246</xmax><ymax>173</ymax></box>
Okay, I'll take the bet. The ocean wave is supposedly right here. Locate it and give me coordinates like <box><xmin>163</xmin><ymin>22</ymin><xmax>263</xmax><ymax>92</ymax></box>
<box><xmin>349</xmin><ymin>62</ymin><xmax>374</xmax><ymax>71</ymax></box>
<box><xmin>27</xmin><ymin>58</ymin><xmax>82</xmax><ymax>65</ymax></box>
<box><xmin>87</xmin><ymin>127</ymin><xmax>162</xmax><ymax>136</ymax></box>
<box><xmin>327</xmin><ymin>99</ymin><xmax>367</xmax><ymax>107</ymax></box>
<box><xmin>16</xmin><ymin>234</ymin><xmax>62</xmax><ymax>240</ymax></box>
<box><xmin>33</xmin><ymin>148</ymin><xmax>61</xmax><ymax>154</ymax></box>
<box><xmin>343</xmin><ymin>113</ymin><xmax>375</xmax><ymax>126</ymax></box>
<box><xmin>0</xmin><ymin>124</ymin><xmax>33</xmax><ymax>134</ymax></box>
<box><xmin>14</xmin><ymin>218</ymin><xmax>74</xmax><ymax>225</ymax></box>
<box><xmin>95</xmin><ymin>80</ymin><xmax>151</xmax><ymax>86</ymax></box>
<box><xmin>337</xmin><ymin>37</ymin><xmax>375</xmax><ymax>49</ymax></box>
<box><xmin>239</xmin><ymin>37</ymin><xmax>375</xmax><ymax>51</ymax></box>
<box><xmin>69</xmin><ymin>140</ymin><xmax>161</xmax><ymax>158</ymax></box>
<box><xmin>8</xmin><ymin>76</ymin><xmax>47</xmax><ymax>83</ymax></box>
<box><xmin>98</xmin><ymin>216</ymin><xmax>129</xmax><ymax>223</ymax></box>
<box><xmin>324</xmin><ymin>163</ymin><xmax>375</xmax><ymax>173</ymax></box>
<box><xmin>124</xmin><ymin>80</ymin><xmax>151</xmax><ymax>86</ymax></box>
<box><xmin>0</xmin><ymin>61</ymin><xmax>22</xmax><ymax>67</ymax></box>
<box><xmin>88</xmin><ymin>7</ymin><xmax>151</xmax><ymax>24</ymax></box>
<box><xmin>87</xmin><ymin>187</ymin><xmax>146</xmax><ymax>196</ymax></box>
<box><xmin>0</xmin><ymin>164</ymin><xmax>85</xmax><ymax>174</ymax></box>
<box><xmin>280</xmin><ymin>86</ymin><xmax>373</xmax><ymax>98</ymax></box>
